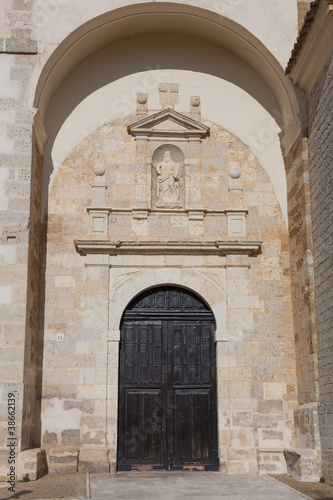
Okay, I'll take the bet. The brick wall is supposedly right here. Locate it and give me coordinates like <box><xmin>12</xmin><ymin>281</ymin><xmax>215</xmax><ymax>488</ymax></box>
<box><xmin>297</xmin><ymin>1</ymin><xmax>312</xmax><ymax>32</ymax></box>
<box><xmin>308</xmin><ymin>53</ymin><xmax>333</xmax><ymax>485</ymax></box>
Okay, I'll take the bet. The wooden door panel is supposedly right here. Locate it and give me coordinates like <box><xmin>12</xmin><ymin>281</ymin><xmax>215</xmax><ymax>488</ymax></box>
<box><xmin>118</xmin><ymin>287</ymin><xmax>218</xmax><ymax>471</ymax></box>
<box><xmin>172</xmin><ymin>322</ymin><xmax>213</xmax><ymax>386</ymax></box>
<box><xmin>173</xmin><ymin>389</ymin><xmax>211</xmax><ymax>465</ymax></box>
<box><xmin>123</xmin><ymin>389</ymin><xmax>164</xmax><ymax>465</ymax></box>
<box><xmin>123</xmin><ymin>322</ymin><xmax>163</xmax><ymax>385</ymax></box>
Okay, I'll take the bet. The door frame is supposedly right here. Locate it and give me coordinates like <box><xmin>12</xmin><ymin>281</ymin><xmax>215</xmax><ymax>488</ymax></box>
<box><xmin>105</xmin><ymin>268</ymin><xmax>229</xmax><ymax>473</ymax></box>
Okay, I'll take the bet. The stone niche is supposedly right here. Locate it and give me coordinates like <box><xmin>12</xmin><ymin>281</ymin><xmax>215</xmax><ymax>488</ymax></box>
<box><xmin>40</xmin><ymin>84</ymin><xmax>298</xmax><ymax>476</ymax></box>
<box><xmin>126</xmin><ymin>98</ymin><xmax>210</xmax><ymax>218</ymax></box>
<box><xmin>152</xmin><ymin>144</ymin><xmax>185</xmax><ymax>209</ymax></box>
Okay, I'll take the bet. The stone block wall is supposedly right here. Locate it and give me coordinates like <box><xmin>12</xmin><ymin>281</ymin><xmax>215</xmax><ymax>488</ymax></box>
<box><xmin>0</xmin><ymin>0</ymin><xmax>41</xmax><ymax>479</ymax></box>
<box><xmin>37</xmin><ymin>114</ymin><xmax>297</xmax><ymax>473</ymax></box>
<box><xmin>285</xmin><ymin>136</ymin><xmax>319</xmax><ymax>407</ymax></box>
<box><xmin>308</xmin><ymin>53</ymin><xmax>333</xmax><ymax>485</ymax></box>
<box><xmin>0</xmin><ymin>0</ymin><xmax>37</xmax><ymax>54</ymax></box>
<box><xmin>0</xmin><ymin>0</ymin><xmax>316</xmax><ymax>479</ymax></box>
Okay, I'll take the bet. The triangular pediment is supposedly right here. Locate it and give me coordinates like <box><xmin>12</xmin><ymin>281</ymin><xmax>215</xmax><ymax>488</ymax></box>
<box><xmin>128</xmin><ymin>108</ymin><xmax>210</xmax><ymax>139</ymax></box>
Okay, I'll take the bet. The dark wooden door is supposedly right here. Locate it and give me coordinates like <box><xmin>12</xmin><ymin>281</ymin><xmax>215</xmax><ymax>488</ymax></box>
<box><xmin>117</xmin><ymin>287</ymin><xmax>218</xmax><ymax>471</ymax></box>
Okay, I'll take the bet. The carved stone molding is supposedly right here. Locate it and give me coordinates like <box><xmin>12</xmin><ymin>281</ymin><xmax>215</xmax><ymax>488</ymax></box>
<box><xmin>75</xmin><ymin>240</ymin><xmax>262</xmax><ymax>256</ymax></box>
<box><xmin>127</xmin><ymin>107</ymin><xmax>210</xmax><ymax>140</ymax></box>
<box><xmin>88</xmin><ymin>209</ymin><xmax>109</xmax><ymax>236</ymax></box>
<box><xmin>225</xmin><ymin>209</ymin><xmax>248</xmax><ymax>237</ymax></box>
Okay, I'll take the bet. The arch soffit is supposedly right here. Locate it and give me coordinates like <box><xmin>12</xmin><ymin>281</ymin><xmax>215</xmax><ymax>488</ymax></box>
<box><xmin>34</xmin><ymin>2</ymin><xmax>299</xmax><ymax>129</ymax></box>
<box><xmin>109</xmin><ymin>268</ymin><xmax>226</xmax><ymax>333</ymax></box>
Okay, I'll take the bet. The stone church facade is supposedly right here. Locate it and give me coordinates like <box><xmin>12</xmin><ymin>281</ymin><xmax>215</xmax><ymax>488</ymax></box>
<box><xmin>0</xmin><ymin>0</ymin><xmax>332</xmax><ymax>483</ymax></box>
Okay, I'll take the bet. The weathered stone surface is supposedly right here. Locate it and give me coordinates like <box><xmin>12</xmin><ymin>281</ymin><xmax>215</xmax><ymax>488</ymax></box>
<box><xmin>18</xmin><ymin>448</ymin><xmax>48</xmax><ymax>481</ymax></box>
<box><xmin>47</xmin><ymin>448</ymin><xmax>78</xmax><ymax>474</ymax></box>
<box><xmin>258</xmin><ymin>451</ymin><xmax>287</xmax><ymax>474</ymax></box>
<box><xmin>78</xmin><ymin>447</ymin><xmax>110</xmax><ymax>473</ymax></box>
<box><xmin>284</xmin><ymin>449</ymin><xmax>321</xmax><ymax>482</ymax></box>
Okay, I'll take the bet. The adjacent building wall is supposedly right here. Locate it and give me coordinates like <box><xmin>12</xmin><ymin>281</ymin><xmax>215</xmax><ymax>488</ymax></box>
<box><xmin>286</xmin><ymin>0</ymin><xmax>333</xmax><ymax>484</ymax></box>
<box><xmin>307</xmin><ymin>53</ymin><xmax>333</xmax><ymax>485</ymax></box>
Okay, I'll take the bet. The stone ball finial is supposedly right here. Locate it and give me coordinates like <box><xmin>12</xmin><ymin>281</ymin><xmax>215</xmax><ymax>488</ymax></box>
<box><xmin>190</xmin><ymin>96</ymin><xmax>200</xmax><ymax>107</ymax></box>
<box><xmin>230</xmin><ymin>167</ymin><xmax>241</xmax><ymax>179</ymax></box>
<box><xmin>137</xmin><ymin>93</ymin><xmax>148</xmax><ymax>105</ymax></box>
<box><xmin>94</xmin><ymin>164</ymin><xmax>106</xmax><ymax>176</ymax></box>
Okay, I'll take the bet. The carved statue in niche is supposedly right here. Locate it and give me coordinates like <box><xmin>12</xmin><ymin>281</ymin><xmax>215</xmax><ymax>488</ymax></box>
<box><xmin>155</xmin><ymin>150</ymin><xmax>181</xmax><ymax>208</ymax></box>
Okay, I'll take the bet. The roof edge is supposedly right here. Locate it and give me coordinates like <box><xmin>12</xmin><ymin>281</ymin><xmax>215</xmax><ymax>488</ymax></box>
<box><xmin>286</xmin><ymin>0</ymin><xmax>320</xmax><ymax>75</ymax></box>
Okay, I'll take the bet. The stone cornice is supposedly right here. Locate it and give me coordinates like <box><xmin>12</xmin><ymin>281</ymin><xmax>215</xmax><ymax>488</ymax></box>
<box><xmin>287</xmin><ymin>0</ymin><xmax>333</xmax><ymax>92</ymax></box>
<box><xmin>74</xmin><ymin>240</ymin><xmax>262</xmax><ymax>256</ymax></box>
<box><xmin>86</xmin><ymin>207</ymin><xmax>248</xmax><ymax>215</ymax></box>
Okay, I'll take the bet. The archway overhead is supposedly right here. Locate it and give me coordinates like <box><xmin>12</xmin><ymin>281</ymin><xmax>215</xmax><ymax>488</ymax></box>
<box><xmin>34</xmin><ymin>2</ymin><xmax>299</xmax><ymax>128</ymax></box>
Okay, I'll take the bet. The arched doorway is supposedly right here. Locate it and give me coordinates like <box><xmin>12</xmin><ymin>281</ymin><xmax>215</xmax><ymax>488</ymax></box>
<box><xmin>117</xmin><ymin>286</ymin><xmax>218</xmax><ymax>471</ymax></box>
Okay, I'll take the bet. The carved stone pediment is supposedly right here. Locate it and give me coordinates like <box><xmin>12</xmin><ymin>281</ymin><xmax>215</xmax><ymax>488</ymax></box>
<box><xmin>128</xmin><ymin>108</ymin><xmax>210</xmax><ymax>139</ymax></box>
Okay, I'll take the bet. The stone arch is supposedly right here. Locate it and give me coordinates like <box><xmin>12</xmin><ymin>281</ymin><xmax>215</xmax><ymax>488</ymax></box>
<box><xmin>34</xmin><ymin>2</ymin><xmax>299</xmax><ymax>126</ymax></box>
<box><xmin>109</xmin><ymin>268</ymin><xmax>226</xmax><ymax>339</ymax></box>
<box><xmin>31</xmin><ymin>3</ymin><xmax>302</xmax><ymax>222</ymax></box>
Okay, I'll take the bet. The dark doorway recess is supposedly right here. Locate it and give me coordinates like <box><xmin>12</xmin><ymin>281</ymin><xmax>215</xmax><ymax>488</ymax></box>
<box><xmin>117</xmin><ymin>286</ymin><xmax>219</xmax><ymax>471</ymax></box>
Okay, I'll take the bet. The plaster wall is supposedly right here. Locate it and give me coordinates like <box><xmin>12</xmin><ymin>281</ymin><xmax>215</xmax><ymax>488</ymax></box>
<box><xmin>31</xmin><ymin>0</ymin><xmax>298</xmax><ymax>69</ymax></box>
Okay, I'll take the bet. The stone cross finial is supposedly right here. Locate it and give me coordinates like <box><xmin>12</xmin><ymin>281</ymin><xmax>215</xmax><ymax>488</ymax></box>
<box><xmin>159</xmin><ymin>83</ymin><xmax>179</xmax><ymax>108</ymax></box>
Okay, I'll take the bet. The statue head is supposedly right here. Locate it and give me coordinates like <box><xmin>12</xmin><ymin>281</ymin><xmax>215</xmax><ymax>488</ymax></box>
<box><xmin>164</xmin><ymin>151</ymin><xmax>171</xmax><ymax>161</ymax></box>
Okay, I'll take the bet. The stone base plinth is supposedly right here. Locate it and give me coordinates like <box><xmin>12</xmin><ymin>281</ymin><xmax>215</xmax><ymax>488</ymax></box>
<box><xmin>78</xmin><ymin>448</ymin><xmax>110</xmax><ymax>474</ymax></box>
<box><xmin>47</xmin><ymin>448</ymin><xmax>79</xmax><ymax>474</ymax></box>
<box><xmin>284</xmin><ymin>449</ymin><xmax>321</xmax><ymax>482</ymax></box>
<box><xmin>227</xmin><ymin>448</ymin><xmax>258</xmax><ymax>474</ymax></box>
<box><xmin>18</xmin><ymin>448</ymin><xmax>48</xmax><ymax>481</ymax></box>
<box><xmin>258</xmin><ymin>450</ymin><xmax>287</xmax><ymax>474</ymax></box>
<box><xmin>294</xmin><ymin>402</ymin><xmax>321</xmax><ymax>451</ymax></box>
